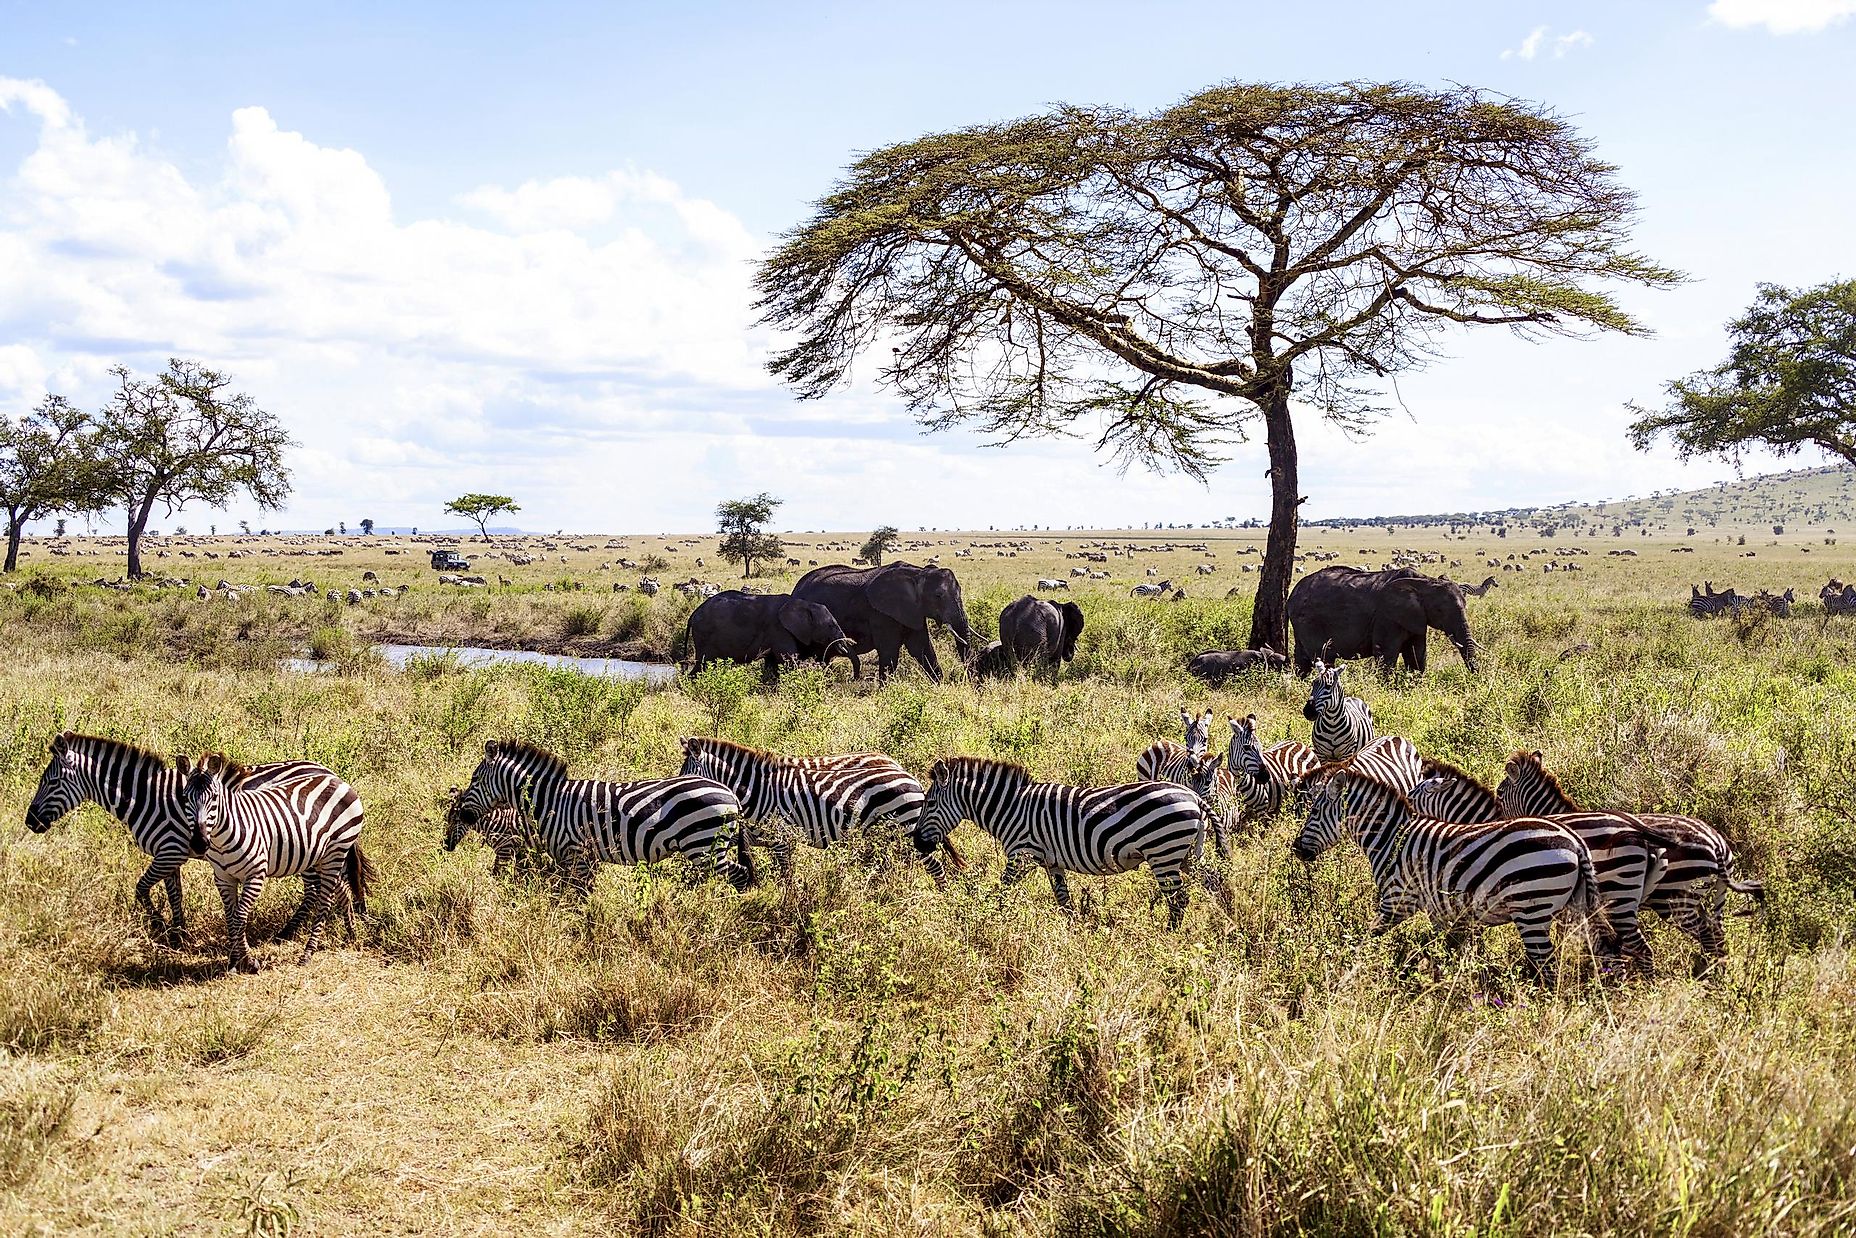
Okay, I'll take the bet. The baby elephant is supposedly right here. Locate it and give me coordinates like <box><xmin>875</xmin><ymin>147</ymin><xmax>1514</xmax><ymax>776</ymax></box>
<box><xmin>1186</xmin><ymin>647</ymin><xmax>1289</xmax><ymax>686</ymax></box>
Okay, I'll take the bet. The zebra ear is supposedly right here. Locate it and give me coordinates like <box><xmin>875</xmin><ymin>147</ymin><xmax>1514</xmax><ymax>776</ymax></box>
<box><xmin>929</xmin><ymin>758</ymin><xmax>946</xmax><ymax>781</ymax></box>
<box><xmin>678</xmin><ymin>737</ymin><xmax>690</xmax><ymax>751</ymax></box>
<box><xmin>174</xmin><ymin>755</ymin><xmax>191</xmax><ymax>777</ymax></box>
<box><xmin>1532</xmin><ymin>750</ymin><xmax>1544</xmax><ymax>761</ymax></box>
<box><xmin>50</xmin><ymin>732</ymin><xmax>69</xmax><ymax>754</ymax></box>
<box><xmin>1178</xmin><ymin>709</ymin><xmax>1191</xmax><ymax>728</ymax></box>
<box><xmin>485</xmin><ymin>740</ymin><xmax>499</xmax><ymax>757</ymax></box>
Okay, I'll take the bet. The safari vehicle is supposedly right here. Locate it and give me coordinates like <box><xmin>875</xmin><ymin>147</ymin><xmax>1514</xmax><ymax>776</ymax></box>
<box><xmin>429</xmin><ymin>549</ymin><xmax>472</xmax><ymax>571</ymax></box>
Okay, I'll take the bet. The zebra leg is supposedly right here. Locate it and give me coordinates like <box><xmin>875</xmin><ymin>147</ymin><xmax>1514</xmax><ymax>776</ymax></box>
<box><xmin>998</xmin><ymin>854</ymin><xmax>1035</xmax><ymax>908</ymax></box>
<box><xmin>1156</xmin><ymin>869</ymin><xmax>1189</xmax><ymax>931</ymax></box>
<box><xmin>1511</xmin><ymin>911</ymin><xmax>1559</xmax><ymax>988</ymax></box>
<box><xmin>134</xmin><ymin>854</ymin><xmax>183</xmax><ymax>942</ymax></box>
<box><xmin>220</xmin><ymin>873</ymin><xmax>265</xmax><ymax>974</ymax></box>
<box><xmin>1610</xmin><ymin>907</ymin><xmax>1654</xmax><ymax>975</ymax></box>
<box><xmin>1196</xmin><ymin>863</ymin><xmax>1235</xmax><ymax>918</ymax></box>
<box><xmin>296</xmin><ymin>862</ymin><xmax>343</xmax><ymax>965</ymax></box>
<box><xmin>163</xmin><ymin>867</ymin><xmax>187</xmax><ymax>943</ymax></box>
<box><xmin>1044</xmin><ymin>865</ymin><xmax>1074</xmax><ymax>914</ymax></box>
<box><xmin>278</xmin><ymin>875</ymin><xmax>317</xmax><ymax>940</ymax></box>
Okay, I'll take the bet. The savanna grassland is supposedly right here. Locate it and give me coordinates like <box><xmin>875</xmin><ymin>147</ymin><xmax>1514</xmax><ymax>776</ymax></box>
<box><xmin>3</xmin><ymin>509</ymin><xmax>1856</xmax><ymax>1236</ymax></box>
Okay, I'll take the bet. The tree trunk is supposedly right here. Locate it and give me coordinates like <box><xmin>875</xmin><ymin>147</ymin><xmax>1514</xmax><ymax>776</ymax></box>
<box><xmin>126</xmin><ymin>492</ymin><xmax>157</xmax><ymax>579</ymax></box>
<box><xmin>1247</xmin><ymin>381</ymin><xmax>1299</xmax><ymax>656</ymax></box>
<box><xmin>3</xmin><ymin>513</ymin><xmax>21</xmax><ymax>574</ymax></box>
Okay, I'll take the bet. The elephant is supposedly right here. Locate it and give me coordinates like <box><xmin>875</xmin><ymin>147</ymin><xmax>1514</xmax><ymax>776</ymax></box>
<box><xmin>1186</xmin><ymin>646</ymin><xmax>1289</xmax><ymax>685</ymax></box>
<box><xmin>793</xmin><ymin>562</ymin><xmax>976</xmax><ymax>683</ymax></box>
<box><xmin>970</xmin><ymin>640</ymin><xmax>1015</xmax><ymax>681</ymax></box>
<box><xmin>1286</xmin><ymin>567</ymin><xmax>1479</xmax><ymax>675</ymax></box>
<box><xmin>686</xmin><ymin>590</ymin><xmax>853</xmax><ymax>681</ymax></box>
<box><xmin>998</xmin><ymin>595</ymin><xmax>1084</xmax><ymax>675</ymax></box>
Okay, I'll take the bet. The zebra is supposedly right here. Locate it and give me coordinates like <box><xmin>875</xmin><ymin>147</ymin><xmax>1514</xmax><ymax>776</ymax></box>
<box><xmin>675</xmin><ymin>737</ymin><xmax>936</xmax><ymax>884</ymax></box>
<box><xmin>1197</xmin><ymin>714</ymin><xmax>1320</xmax><ymax>827</ymax></box>
<box><xmin>1304</xmin><ymin>661</ymin><xmax>1375</xmax><ymax>760</ymax></box>
<box><xmin>1135</xmin><ymin>709</ymin><xmax>1228</xmax><ymax>850</ymax></box>
<box><xmin>1294</xmin><ymin>761</ymin><xmax>1600</xmax><ymax>986</ymax></box>
<box><xmin>1129</xmin><ymin>579</ymin><xmax>1173</xmax><ymax>598</ymax></box>
<box><xmin>1498</xmin><ymin>751</ymin><xmax>1763</xmax><ymax>969</ymax></box>
<box><xmin>442</xmin><ymin>785</ymin><xmax>548</xmax><ymax>879</ymax></box>
<box><xmin>917</xmin><ymin>756</ymin><xmax>1220</xmax><ymax>929</ymax></box>
<box><xmin>1410</xmin><ymin>757</ymin><xmax>1681</xmax><ymax>972</ymax></box>
<box><xmin>450</xmin><ymin>739</ymin><xmax>752</xmax><ymax>896</ymax></box>
<box><xmin>180</xmin><ymin>753</ymin><xmax>371</xmax><ymax>973</ymax></box>
<box><xmin>24</xmin><ymin>731</ymin><xmax>351</xmax><ymax>945</ymax></box>
<box><xmin>1688</xmin><ymin>582</ymin><xmax>1740</xmax><ymax>618</ymax></box>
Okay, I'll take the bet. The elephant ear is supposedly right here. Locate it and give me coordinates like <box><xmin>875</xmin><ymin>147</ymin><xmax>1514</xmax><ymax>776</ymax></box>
<box><xmin>1058</xmin><ymin>602</ymin><xmax>1085</xmax><ymax>661</ymax></box>
<box><xmin>867</xmin><ymin>568</ymin><xmax>919</xmax><ymax>625</ymax></box>
<box><xmin>778</xmin><ymin>602</ymin><xmax>811</xmax><ymax>640</ymax></box>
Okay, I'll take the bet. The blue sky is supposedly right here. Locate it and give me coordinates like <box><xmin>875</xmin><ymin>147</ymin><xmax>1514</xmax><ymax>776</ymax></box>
<box><xmin>1</xmin><ymin>0</ymin><xmax>1853</xmax><ymax>533</ymax></box>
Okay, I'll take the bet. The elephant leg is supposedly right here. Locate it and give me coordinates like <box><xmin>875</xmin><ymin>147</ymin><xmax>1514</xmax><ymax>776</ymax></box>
<box><xmin>873</xmin><ymin>629</ymin><xmax>905</xmax><ymax>681</ymax></box>
<box><xmin>902</xmin><ymin>628</ymin><xmax>942</xmax><ymax>683</ymax></box>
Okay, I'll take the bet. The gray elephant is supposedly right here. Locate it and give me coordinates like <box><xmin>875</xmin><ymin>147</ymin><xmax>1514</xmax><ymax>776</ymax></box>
<box><xmin>998</xmin><ymin>595</ymin><xmax>1084</xmax><ymax>676</ymax></box>
<box><xmin>793</xmin><ymin>562</ymin><xmax>976</xmax><ymax>682</ymax></box>
<box><xmin>686</xmin><ymin>590</ymin><xmax>852</xmax><ymax>681</ymax></box>
<box><xmin>970</xmin><ymin>640</ymin><xmax>1015</xmax><ymax>681</ymax></box>
<box><xmin>1186</xmin><ymin>646</ymin><xmax>1288</xmax><ymax>685</ymax></box>
<box><xmin>1286</xmin><ymin>567</ymin><xmax>1479</xmax><ymax>675</ymax></box>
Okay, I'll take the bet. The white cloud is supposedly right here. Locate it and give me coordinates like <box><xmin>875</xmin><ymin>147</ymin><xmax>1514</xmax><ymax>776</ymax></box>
<box><xmin>1708</xmin><ymin>0</ymin><xmax>1856</xmax><ymax>32</ymax></box>
<box><xmin>1554</xmin><ymin>30</ymin><xmax>1595</xmax><ymax>56</ymax></box>
<box><xmin>1501</xmin><ymin>25</ymin><xmax>1549</xmax><ymax>60</ymax></box>
<box><xmin>1502</xmin><ymin>26</ymin><xmax>1594</xmax><ymax>60</ymax></box>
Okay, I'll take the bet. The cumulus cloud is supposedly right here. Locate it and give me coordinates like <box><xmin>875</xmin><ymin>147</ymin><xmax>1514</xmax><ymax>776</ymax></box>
<box><xmin>1502</xmin><ymin>26</ymin><xmax>1595</xmax><ymax>60</ymax></box>
<box><xmin>1708</xmin><ymin>0</ymin><xmax>1856</xmax><ymax>32</ymax></box>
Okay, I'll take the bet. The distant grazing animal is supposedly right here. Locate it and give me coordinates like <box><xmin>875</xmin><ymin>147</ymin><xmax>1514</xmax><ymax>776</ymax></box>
<box><xmin>1287</xmin><ymin>567</ymin><xmax>1478</xmax><ymax>675</ymax></box>
<box><xmin>919</xmin><ymin>757</ymin><xmax>1222</xmax><ymax>929</ymax></box>
<box><xmin>1293</xmin><ymin>762</ymin><xmax>1599</xmax><ymax>987</ymax></box>
<box><xmin>794</xmin><ymin>562</ymin><xmax>976</xmax><ymax>683</ymax></box>
<box><xmin>971</xmin><ymin>639</ymin><xmax>1015</xmax><ymax>680</ymax></box>
<box><xmin>1820</xmin><ymin>579</ymin><xmax>1856</xmax><ymax>615</ymax></box>
<box><xmin>451</xmin><ymin>740</ymin><xmax>751</xmax><ymax>896</ymax></box>
<box><xmin>1185</xmin><ymin>647</ymin><xmax>1288</xmax><ymax>685</ymax></box>
<box><xmin>686</xmin><ymin>590</ymin><xmax>852</xmax><ymax>681</ymax></box>
<box><xmin>1036</xmin><ymin>578</ymin><xmax>1069</xmax><ymax>591</ymax></box>
<box><xmin>678</xmin><ymin>737</ymin><xmax>934</xmax><ymax>884</ymax></box>
<box><xmin>1129</xmin><ymin>579</ymin><xmax>1173</xmax><ymax>598</ymax></box>
<box><xmin>999</xmin><ymin>595</ymin><xmax>1085</xmax><ymax>676</ymax></box>
<box><xmin>1304</xmin><ymin>661</ymin><xmax>1375</xmax><ymax>761</ymax></box>
<box><xmin>181</xmin><ymin>753</ymin><xmax>370</xmax><ymax>973</ymax></box>
<box><xmin>1755</xmin><ymin>588</ymin><xmax>1795</xmax><ymax>617</ymax></box>
<box><xmin>1498</xmin><ymin>751</ymin><xmax>1763</xmax><ymax>970</ymax></box>
<box><xmin>1688</xmin><ymin>582</ymin><xmax>1739</xmax><ymax>617</ymax></box>
<box><xmin>1461</xmin><ymin>576</ymin><xmax>1498</xmax><ymax>598</ymax></box>
<box><xmin>24</xmin><ymin>732</ymin><xmax>351</xmax><ymax>946</ymax></box>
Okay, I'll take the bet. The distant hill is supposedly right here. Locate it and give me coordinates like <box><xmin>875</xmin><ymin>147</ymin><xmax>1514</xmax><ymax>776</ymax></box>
<box><xmin>1309</xmin><ymin>464</ymin><xmax>1856</xmax><ymax>533</ymax></box>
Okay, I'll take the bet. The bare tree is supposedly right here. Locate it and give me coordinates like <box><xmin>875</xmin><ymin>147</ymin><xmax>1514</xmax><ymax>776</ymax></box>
<box><xmin>756</xmin><ymin>81</ymin><xmax>1680</xmax><ymax>650</ymax></box>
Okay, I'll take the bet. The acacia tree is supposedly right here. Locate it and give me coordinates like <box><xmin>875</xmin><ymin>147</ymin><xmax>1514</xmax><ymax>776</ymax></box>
<box><xmin>94</xmin><ymin>361</ymin><xmax>294</xmax><ymax>578</ymax></box>
<box><xmin>1628</xmin><ymin>279</ymin><xmax>1856</xmax><ymax>466</ymax></box>
<box><xmin>716</xmin><ymin>492</ymin><xmax>785</xmax><ymax>578</ymax></box>
<box><xmin>0</xmin><ymin>395</ymin><xmax>108</xmax><ymax>572</ymax></box>
<box><xmin>860</xmin><ymin>525</ymin><xmax>900</xmax><ymax>565</ymax></box>
<box><xmin>756</xmin><ymin>80</ymin><xmax>1680</xmax><ymax>651</ymax></box>
<box><xmin>359</xmin><ymin>518</ymin><xmax>375</xmax><ymax>536</ymax></box>
<box><xmin>444</xmin><ymin>494</ymin><xmax>520</xmax><ymax>543</ymax></box>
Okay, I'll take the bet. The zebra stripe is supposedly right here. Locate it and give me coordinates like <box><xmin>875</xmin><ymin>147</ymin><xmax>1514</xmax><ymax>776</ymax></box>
<box><xmin>919</xmin><ymin>757</ymin><xmax>1218</xmax><ymax>928</ymax></box>
<box><xmin>677</xmin><ymin>737</ymin><xmax>930</xmax><ymax>882</ymax></box>
<box><xmin>1224</xmin><ymin>714</ymin><xmax>1320</xmax><ymax>821</ymax></box>
<box><xmin>182</xmin><ymin>753</ymin><xmax>370</xmax><ymax>973</ymax></box>
<box><xmin>1136</xmin><ymin>710</ymin><xmax>1230</xmax><ymax>853</ymax></box>
<box><xmin>24</xmin><ymin>732</ymin><xmax>347</xmax><ymax>945</ymax></box>
<box><xmin>1498</xmin><ymin>751</ymin><xmax>1762</xmax><ymax>966</ymax></box>
<box><xmin>1304</xmin><ymin>662</ymin><xmax>1375</xmax><ymax>760</ymax></box>
<box><xmin>452</xmin><ymin>739</ymin><xmax>750</xmax><ymax>895</ymax></box>
<box><xmin>443</xmin><ymin>786</ymin><xmax>546</xmax><ymax>878</ymax></box>
<box><xmin>1412</xmin><ymin>758</ymin><xmax>1667</xmax><ymax>971</ymax></box>
<box><xmin>1295</xmin><ymin>762</ymin><xmax>1599</xmax><ymax>986</ymax></box>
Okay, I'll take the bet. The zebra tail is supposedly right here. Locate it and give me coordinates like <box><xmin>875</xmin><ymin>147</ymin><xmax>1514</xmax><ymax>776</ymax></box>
<box><xmin>1726</xmin><ymin>870</ymin><xmax>1765</xmax><ymax>912</ymax></box>
<box><xmin>345</xmin><ymin>843</ymin><xmax>375</xmax><ymax>916</ymax></box>
<box><xmin>1573</xmin><ymin>843</ymin><xmax>1602</xmax><ymax>925</ymax></box>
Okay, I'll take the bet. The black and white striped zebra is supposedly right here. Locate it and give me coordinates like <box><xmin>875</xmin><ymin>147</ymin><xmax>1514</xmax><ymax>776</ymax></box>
<box><xmin>1498</xmin><ymin>751</ymin><xmax>1763</xmax><ymax>968</ymax></box>
<box><xmin>1134</xmin><ymin>708</ymin><xmax>1215</xmax><ymax>784</ymax></box>
<box><xmin>1304</xmin><ymin>661</ymin><xmax>1375</xmax><ymax>760</ymax></box>
<box><xmin>676</xmin><ymin>737</ymin><xmax>937</xmax><ymax>883</ymax></box>
<box><xmin>450</xmin><ymin>739</ymin><xmax>751</xmax><ymax>895</ymax></box>
<box><xmin>24</xmin><ymin>732</ymin><xmax>348</xmax><ymax>945</ymax></box>
<box><xmin>916</xmin><ymin>757</ymin><xmax>1219</xmax><ymax>928</ymax></box>
<box><xmin>1411</xmin><ymin>757</ymin><xmax>1675</xmax><ymax>972</ymax></box>
<box><xmin>180</xmin><ymin>753</ymin><xmax>371</xmax><ymax>973</ymax></box>
<box><xmin>1219</xmin><ymin>714</ymin><xmax>1320</xmax><ymax>822</ymax></box>
<box><xmin>442</xmin><ymin>786</ymin><xmax>547</xmax><ymax>879</ymax></box>
<box><xmin>1294</xmin><ymin>761</ymin><xmax>1599</xmax><ymax>985</ymax></box>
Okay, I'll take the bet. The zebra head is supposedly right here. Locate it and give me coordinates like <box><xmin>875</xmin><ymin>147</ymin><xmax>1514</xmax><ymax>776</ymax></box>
<box><xmin>26</xmin><ymin>731</ymin><xmax>87</xmax><ymax>832</ymax></box>
<box><xmin>1497</xmin><ymin>750</ymin><xmax>1571</xmax><ymax>818</ymax></box>
<box><xmin>455</xmin><ymin>739</ymin><xmax>562</xmax><ymax>830</ymax></box>
<box><xmin>676</xmin><ymin>737</ymin><xmax>736</xmax><ymax>787</ymax></box>
<box><xmin>916</xmin><ymin>759</ymin><xmax>987</xmax><ymax>873</ymax></box>
<box><xmin>179</xmin><ymin>753</ymin><xmax>243</xmax><ymax>856</ymax></box>
<box><xmin>1179</xmin><ymin>708</ymin><xmax>1214</xmax><ymax>757</ymax></box>
<box><xmin>442</xmin><ymin>785</ymin><xmax>470</xmax><ymax>851</ymax></box>
<box><xmin>1290</xmin><ymin>772</ymin><xmax>1353</xmax><ymax>861</ymax></box>
<box><xmin>1186</xmin><ymin>751</ymin><xmax>1225</xmax><ymax>801</ymax></box>
<box><xmin>1303</xmin><ymin>662</ymin><xmax>1343</xmax><ymax>722</ymax></box>
<box><xmin>1228</xmin><ymin>715</ymin><xmax>1268</xmax><ymax>784</ymax></box>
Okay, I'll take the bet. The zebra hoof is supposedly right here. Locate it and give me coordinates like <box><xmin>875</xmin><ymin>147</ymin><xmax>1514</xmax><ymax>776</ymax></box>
<box><xmin>232</xmin><ymin>958</ymin><xmax>261</xmax><ymax>975</ymax></box>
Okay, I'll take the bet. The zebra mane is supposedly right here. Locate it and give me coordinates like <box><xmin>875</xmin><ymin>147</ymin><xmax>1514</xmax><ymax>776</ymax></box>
<box><xmin>1418</xmin><ymin>757</ymin><xmax>1501</xmax><ymax>815</ymax></box>
<box><xmin>930</xmin><ymin>755</ymin><xmax>1031</xmax><ymax>785</ymax></box>
<box><xmin>192</xmin><ymin>752</ymin><xmax>254</xmax><ymax>784</ymax></box>
<box><xmin>1503</xmin><ymin>750</ymin><xmax>1580</xmax><ymax>809</ymax></box>
<box><xmin>489</xmin><ymin>739</ymin><xmax>569</xmax><ymax>779</ymax></box>
<box><xmin>683</xmin><ymin>736</ymin><xmax>775</xmax><ymax>763</ymax></box>
<box><xmin>1313</xmin><ymin>755</ymin><xmax>1417</xmax><ymax>811</ymax></box>
<box><xmin>54</xmin><ymin>731</ymin><xmax>179</xmax><ymax>774</ymax></box>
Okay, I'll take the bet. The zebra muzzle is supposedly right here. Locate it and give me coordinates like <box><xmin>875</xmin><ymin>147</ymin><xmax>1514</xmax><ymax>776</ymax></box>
<box><xmin>1302</xmin><ymin>703</ymin><xmax>1318</xmax><ymax>721</ymax></box>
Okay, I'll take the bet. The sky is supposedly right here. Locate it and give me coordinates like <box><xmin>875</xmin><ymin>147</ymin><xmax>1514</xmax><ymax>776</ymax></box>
<box><xmin>1</xmin><ymin>0</ymin><xmax>1853</xmax><ymax>534</ymax></box>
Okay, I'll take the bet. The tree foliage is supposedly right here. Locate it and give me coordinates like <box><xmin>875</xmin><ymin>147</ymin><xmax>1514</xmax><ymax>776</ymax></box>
<box><xmin>859</xmin><ymin>525</ymin><xmax>900</xmax><ymax>566</ymax></box>
<box><xmin>756</xmin><ymin>79</ymin><xmax>1680</xmax><ymax>649</ymax></box>
<box><xmin>445</xmin><ymin>494</ymin><xmax>520</xmax><ymax>543</ymax></box>
<box><xmin>0</xmin><ymin>395</ymin><xmax>108</xmax><ymax>573</ymax></box>
<box><xmin>94</xmin><ymin>360</ymin><xmax>294</xmax><ymax>578</ymax></box>
<box><xmin>716</xmin><ymin>492</ymin><xmax>785</xmax><ymax>578</ymax></box>
<box><xmin>1628</xmin><ymin>279</ymin><xmax>1856</xmax><ymax>467</ymax></box>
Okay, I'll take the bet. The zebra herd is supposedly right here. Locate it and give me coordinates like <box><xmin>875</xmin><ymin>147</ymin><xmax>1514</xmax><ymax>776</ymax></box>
<box><xmin>22</xmin><ymin>662</ymin><xmax>1763</xmax><ymax>981</ymax></box>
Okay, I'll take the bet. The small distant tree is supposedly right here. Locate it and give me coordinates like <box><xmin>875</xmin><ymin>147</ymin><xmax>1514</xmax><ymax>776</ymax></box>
<box><xmin>716</xmin><ymin>492</ymin><xmax>785</xmax><ymax>578</ymax></box>
<box><xmin>1628</xmin><ymin>279</ymin><xmax>1856</xmax><ymax>467</ymax></box>
<box><xmin>338</xmin><ymin>520</ymin><xmax>347</xmax><ymax>535</ymax></box>
<box><xmin>0</xmin><ymin>395</ymin><xmax>108</xmax><ymax>572</ymax></box>
<box><xmin>444</xmin><ymin>494</ymin><xmax>519</xmax><ymax>543</ymax></box>
<box><xmin>359</xmin><ymin>518</ymin><xmax>374</xmax><ymax>536</ymax></box>
<box><xmin>53</xmin><ymin>517</ymin><xmax>65</xmax><ymax>538</ymax></box>
<box><xmin>94</xmin><ymin>360</ymin><xmax>293</xmax><ymax>578</ymax></box>
<box><xmin>239</xmin><ymin>520</ymin><xmax>250</xmax><ymax>535</ymax></box>
<box><xmin>860</xmin><ymin>525</ymin><xmax>900</xmax><ymax>566</ymax></box>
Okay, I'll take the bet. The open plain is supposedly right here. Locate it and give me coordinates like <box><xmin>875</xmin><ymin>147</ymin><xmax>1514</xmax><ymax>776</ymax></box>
<box><xmin>4</xmin><ymin>503</ymin><xmax>1856</xmax><ymax>1235</ymax></box>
